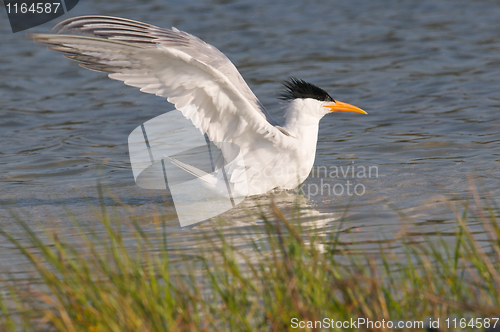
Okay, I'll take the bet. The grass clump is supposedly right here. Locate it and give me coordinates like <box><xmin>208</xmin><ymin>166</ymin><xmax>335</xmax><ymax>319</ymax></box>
<box><xmin>0</xmin><ymin>188</ymin><xmax>499</xmax><ymax>332</ymax></box>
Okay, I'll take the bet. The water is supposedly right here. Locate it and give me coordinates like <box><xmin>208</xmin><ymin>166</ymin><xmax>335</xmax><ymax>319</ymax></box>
<box><xmin>1</xmin><ymin>0</ymin><xmax>500</xmax><ymax>264</ymax></box>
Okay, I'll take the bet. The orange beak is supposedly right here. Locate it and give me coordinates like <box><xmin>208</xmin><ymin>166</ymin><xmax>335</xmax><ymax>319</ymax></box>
<box><xmin>325</xmin><ymin>100</ymin><xmax>367</xmax><ymax>114</ymax></box>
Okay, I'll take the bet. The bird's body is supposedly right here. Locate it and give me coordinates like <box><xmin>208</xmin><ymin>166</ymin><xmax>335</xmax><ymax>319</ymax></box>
<box><xmin>31</xmin><ymin>16</ymin><xmax>366</xmax><ymax>196</ymax></box>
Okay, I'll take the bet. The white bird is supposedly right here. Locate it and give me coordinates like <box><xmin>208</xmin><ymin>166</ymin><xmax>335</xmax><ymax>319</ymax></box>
<box><xmin>31</xmin><ymin>15</ymin><xmax>366</xmax><ymax>196</ymax></box>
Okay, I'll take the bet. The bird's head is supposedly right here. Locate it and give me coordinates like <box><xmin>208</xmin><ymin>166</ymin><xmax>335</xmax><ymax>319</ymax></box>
<box><xmin>280</xmin><ymin>77</ymin><xmax>366</xmax><ymax>121</ymax></box>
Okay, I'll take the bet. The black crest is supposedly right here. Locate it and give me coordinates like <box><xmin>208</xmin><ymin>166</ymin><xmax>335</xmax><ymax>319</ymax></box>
<box><xmin>280</xmin><ymin>77</ymin><xmax>334</xmax><ymax>102</ymax></box>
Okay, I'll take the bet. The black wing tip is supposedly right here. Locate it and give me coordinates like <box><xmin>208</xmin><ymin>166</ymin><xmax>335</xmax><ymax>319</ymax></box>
<box><xmin>51</xmin><ymin>15</ymin><xmax>156</xmax><ymax>34</ymax></box>
<box><xmin>279</xmin><ymin>77</ymin><xmax>334</xmax><ymax>102</ymax></box>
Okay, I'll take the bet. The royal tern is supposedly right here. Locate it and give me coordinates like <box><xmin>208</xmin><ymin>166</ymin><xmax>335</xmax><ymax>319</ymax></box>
<box><xmin>31</xmin><ymin>15</ymin><xmax>366</xmax><ymax>196</ymax></box>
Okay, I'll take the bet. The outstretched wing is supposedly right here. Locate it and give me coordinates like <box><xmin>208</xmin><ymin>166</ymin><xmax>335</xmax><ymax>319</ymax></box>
<box><xmin>30</xmin><ymin>15</ymin><xmax>293</xmax><ymax>151</ymax></box>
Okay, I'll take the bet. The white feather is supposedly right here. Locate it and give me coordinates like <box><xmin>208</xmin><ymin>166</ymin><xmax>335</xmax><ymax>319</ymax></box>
<box><xmin>30</xmin><ymin>16</ymin><xmax>332</xmax><ymax>195</ymax></box>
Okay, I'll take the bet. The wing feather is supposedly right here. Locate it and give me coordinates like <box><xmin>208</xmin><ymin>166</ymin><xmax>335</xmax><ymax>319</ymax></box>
<box><xmin>31</xmin><ymin>16</ymin><xmax>293</xmax><ymax>155</ymax></box>
<box><xmin>47</xmin><ymin>15</ymin><xmax>278</xmax><ymax>124</ymax></box>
